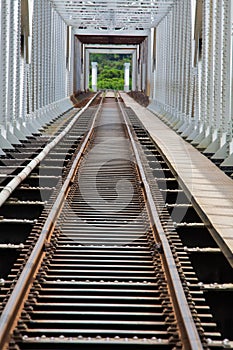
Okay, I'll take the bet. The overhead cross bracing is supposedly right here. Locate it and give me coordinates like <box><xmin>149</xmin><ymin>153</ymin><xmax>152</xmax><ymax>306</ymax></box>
<box><xmin>50</xmin><ymin>0</ymin><xmax>176</xmax><ymax>31</ymax></box>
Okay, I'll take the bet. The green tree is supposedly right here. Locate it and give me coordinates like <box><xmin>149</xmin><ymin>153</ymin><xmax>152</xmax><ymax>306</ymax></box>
<box><xmin>89</xmin><ymin>53</ymin><xmax>132</xmax><ymax>90</ymax></box>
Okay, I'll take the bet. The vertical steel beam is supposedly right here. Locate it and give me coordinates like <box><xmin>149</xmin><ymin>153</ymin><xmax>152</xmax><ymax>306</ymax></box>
<box><xmin>0</xmin><ymin>1</ymin><xmax>14</xmax><ymax>149</ymax></box>
<box><xmin>212</xmin><ymin>0</ymin><xmax>232</xmax><ymax>160</ymax></box>
<box><xmin>124</xmin><ymin>62</ymin><xmax>130</xmax><ymax>92</ymax></box>
<box><xmin>221</xmin><ymin>0</ymin><xmax>233</xmax><ymax>165</ymax></box>
<box><xmin>85</xmin><ymin>46</ymin><xmax>90</xmax><ymax>91</ymax></box>
<box><xmin>146</xmin><ymin>31</ymin><xmax>151</xmax><ymax>96</ymax></box>
<box><xmin>221</xmin><ymin>0</ymin><xmax>232</xmax><ymax>136</ymax></box>
<box><xmin>91</xmin><ymin>61</ymin><xmax>98</xmax><ymax>92</ymax></box>
<box><xmin>132</xmin><ymin>49</ymin><xmax>137</xmax><ymax>91</ymax></box>
<box><xmin>213</xmin><ymin>0</ymin><xmax>223</xmax><ymax>137</ymax></box>
<box><xmin>15</xmin><ymin>0</ymin><xmax>29</xmax><ymax>139</ymax></box>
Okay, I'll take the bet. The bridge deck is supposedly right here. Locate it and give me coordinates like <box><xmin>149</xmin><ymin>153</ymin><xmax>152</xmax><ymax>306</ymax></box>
<box><xmin>121</xmin><ymin>93</ymin><xmax>233</xmax><ymax>267</ymax></box>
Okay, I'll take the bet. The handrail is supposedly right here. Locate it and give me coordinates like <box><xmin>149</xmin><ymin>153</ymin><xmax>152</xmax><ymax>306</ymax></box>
<box><xmin>117</xmin><ymin>93</ymin><xmax>203</xmax><ymax>350</ymax></box>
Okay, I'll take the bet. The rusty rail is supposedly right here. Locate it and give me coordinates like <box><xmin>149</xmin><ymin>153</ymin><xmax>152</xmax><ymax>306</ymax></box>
<box><xmin>0</xmin><ymin>92</ymin><xmax>205</xmax><ymax>349</ymax></box>
<box><xmin>0</xmin><ymin>93</ymin><xmax>99</xmax><ymax>209</ymax></box>
<box><xmin>117</xmin><ymin>93</ymin><xmax>203</xmax><ymax>350</ymax></box>
<box><xmin>0</xmin><ymin>94</ymin><xmax>103</xmax><ymax>349</ymax></box>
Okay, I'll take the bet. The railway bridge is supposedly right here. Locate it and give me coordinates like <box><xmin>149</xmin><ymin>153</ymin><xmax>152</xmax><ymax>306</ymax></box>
<box><xmin>0</xmin><ymin>1</ymin><xmax>233</xmax><ymax>349</ymax></box>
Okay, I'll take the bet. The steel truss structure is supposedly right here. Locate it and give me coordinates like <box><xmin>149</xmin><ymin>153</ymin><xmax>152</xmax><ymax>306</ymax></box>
<box><xmin>0</xmin><ymin>0</ymin><xmax>74</xmax><ymax>154</ymax></box>
<box><xmin>151</xmin><ymin>0</ymin><xmax>233</xmax><ymax>166</ymax></box>
<box><xmin>0</xmin><ymin>0</ymin><xmax>233</xmax><ymax>166</ymax></box>
<box><xmin>50</xmin><ymin>0</ymin><xmax>175</xmax><ymax>31</ymax></box>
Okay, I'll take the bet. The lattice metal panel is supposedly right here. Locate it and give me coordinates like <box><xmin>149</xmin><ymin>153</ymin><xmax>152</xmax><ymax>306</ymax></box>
<box><xmin>50</xmin><ymin>0</ymin><xmax>176</xmax><ymax>31</ymax></box>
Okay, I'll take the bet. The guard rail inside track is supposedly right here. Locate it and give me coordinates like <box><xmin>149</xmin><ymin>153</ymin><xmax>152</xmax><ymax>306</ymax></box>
<box><xmin>0</xmin><ymin>92</ymin><xmax>232</xmax><ymax>350</ymax></box>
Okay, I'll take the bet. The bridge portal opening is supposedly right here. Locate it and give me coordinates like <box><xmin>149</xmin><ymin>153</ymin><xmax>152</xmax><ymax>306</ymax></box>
<box><xmin>89</xmin><ymin>53</ymin><xmax>132</xmax><ymax>91</ymax></box>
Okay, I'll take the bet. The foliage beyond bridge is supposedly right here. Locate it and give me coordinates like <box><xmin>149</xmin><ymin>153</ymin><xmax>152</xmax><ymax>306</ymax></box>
<box><xmin>90</xmin><ymin>53</ymin><xmax>132</xmax><ymax>90</ymax></box>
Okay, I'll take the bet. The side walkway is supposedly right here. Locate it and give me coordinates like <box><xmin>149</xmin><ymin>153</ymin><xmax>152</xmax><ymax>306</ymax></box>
<box><xmin>121</xmin><ymin>93</ymin><xmax>233</xmax><ymax>267</ymax></box>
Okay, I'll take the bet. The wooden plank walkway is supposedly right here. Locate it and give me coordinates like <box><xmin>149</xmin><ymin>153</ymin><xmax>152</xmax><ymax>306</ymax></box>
<box><xmin>121</xmin><ymin>93</ymin><xmax>233</xmax><ymax>267</ymax></box>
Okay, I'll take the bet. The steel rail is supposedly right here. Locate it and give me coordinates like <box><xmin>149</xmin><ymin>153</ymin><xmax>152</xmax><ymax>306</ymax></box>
<box><xmin>117</xmin><ymin>93</ymin><xmax>204</xmax><ymax>350</ymax></box>
<box><xmin>0</xmin><ymin>93</ymin><xmax>99</xmax><ymax>209</ymax></box>
<box><xmin>0</xmin><ymin>94</ymin><xmax>104</xmax><ymax>350</ymax></box>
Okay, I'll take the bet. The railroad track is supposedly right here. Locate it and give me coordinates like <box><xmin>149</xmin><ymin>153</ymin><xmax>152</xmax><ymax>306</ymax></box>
<box><xmin>0</xmin><ymin>92</ymin><xmax>232</xmax><ymax>349</ymax></box>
